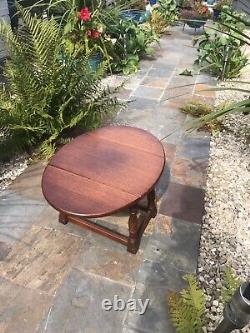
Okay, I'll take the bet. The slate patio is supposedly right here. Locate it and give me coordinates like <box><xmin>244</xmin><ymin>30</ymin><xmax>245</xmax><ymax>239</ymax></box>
<box><xmin>0</xmin><ymin>25</ymin><xmax>215</xmax><ymax>333</ymax></box>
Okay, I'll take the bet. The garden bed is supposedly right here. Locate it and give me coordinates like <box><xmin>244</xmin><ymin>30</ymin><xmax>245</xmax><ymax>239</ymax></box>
<box><xmin>197</xmin><ymin>60</ymin><xmax>250</xmax><ymax>332</ymax></box>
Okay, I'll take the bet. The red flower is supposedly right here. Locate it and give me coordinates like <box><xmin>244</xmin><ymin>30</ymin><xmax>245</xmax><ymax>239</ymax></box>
<box><xmin>79</xmin><ymin>7</ymin><xmax>90</xmax><ymax>21</ymax></box>
<box><xmin>92</xmin><ymin>30</ymin><xmax>100</xmax><ymax>39</ymax></box>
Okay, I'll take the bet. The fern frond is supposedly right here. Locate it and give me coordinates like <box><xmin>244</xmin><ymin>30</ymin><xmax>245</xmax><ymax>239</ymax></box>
<box><xmin>168</xmin><ymin>274</ymin><xmax>206</xmax><ymax>333</ymax></box>
<box><xmin>0</xmin><ymin>6</ymin><xmax>121</xmax><ymax>160</ymax></box>
<box><xmin>221</xmin><ymin>267</ymin><xmax>242</xmax><ymax>304</ymax></box>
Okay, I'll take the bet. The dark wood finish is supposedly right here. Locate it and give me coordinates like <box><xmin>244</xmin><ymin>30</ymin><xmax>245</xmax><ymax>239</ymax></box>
<box><xmin>42</xmin><ymin>126</ymin><xmax>165</xmax><ymax>253</ymax></box>
<box><xmin>58</xmin><ymin>212</ymin><xmax>68</xmax><ymax>225</ymax></box>
<box><xmin>64</xmin><ymin>215</ymin><xmax>128</xmax><ymax>246</ymax></box>
<box><xmin>128</xmin><ymin>208</ymin><xmax>140</xmax><ymax>254</ymax></box>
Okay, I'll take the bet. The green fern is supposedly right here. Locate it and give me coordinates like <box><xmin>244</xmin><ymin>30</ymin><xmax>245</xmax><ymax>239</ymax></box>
<box><xmin>0</xmin><ymin>6</ymin><xmax>121</xmax><ymax>160</ymax></box>
<box><xmin>168</xmin><ymin>274</ymin><xmax>206</xmax><ymax>333</ymax></box>
<box><xmin>221</xmin><ymin>267</ymin><xmax>242</xmax><ymax>304</ymax></box>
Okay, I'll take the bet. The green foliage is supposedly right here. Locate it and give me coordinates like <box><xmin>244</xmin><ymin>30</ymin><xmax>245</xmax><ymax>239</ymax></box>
<box><xmin>221</xmin><ymin>267</ymin><xmax>242</xmax><ymax>304</ymax></box>
<box><xmin>182</xmin><ymin>100</ymin><xmax>223</xmax><ymax>131</ymax></box>
<box><xmin>106</xmin><ymin>19</ymin><xmax>158</xmax><ymax>74</ymax></box>
<box><xmin>194</xmin><ymin>8</ymin><xmax>248</xmax><ymax>80</ymax></box>
<box><xmin>181</xmin><ymin>100</ymin><xmax>212</xmax><ymax>117</ymax></box>
<box><xmin>48</xmin><ymin>0</ymin><xmax>157</xmax><ymax>75</ymax></box>
<box><xmin>168</xmin><ymin>275</ymin><xmax>206</xmax><ymax>333</ymax></box>
<box><xmin>156</xmin><ymin>0</ymin><xmax>178</xmax><ymax>25</ymax></box>
<box><xmin>0</xmin><ymin>7</ymin><xmax>120</xmax><ymax>160</ymax></box>
<box><xmin>150</xmin><ymin>10</ymin><xmax>169</xmax><ymax>36</ymax></box>
<box><xmin>188</xmin><ymin>13</ymin><xmax>250</xmax><ymax>131</ymax></box>
<box><xmin>214</xmin><ymin>0</ymin><xmax>232</xmax><ymax>10</ymax></box>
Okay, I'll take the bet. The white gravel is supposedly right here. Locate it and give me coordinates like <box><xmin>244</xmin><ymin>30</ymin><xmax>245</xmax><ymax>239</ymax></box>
<box><xmin>0</xmin><ymin>155</ymin><xmax>29</xmax><ymax>192</ymax></box>
<box><xmin>198</xmin><ymin>59</ymin><xmax>250</xmax><ymax>331</ymax></box>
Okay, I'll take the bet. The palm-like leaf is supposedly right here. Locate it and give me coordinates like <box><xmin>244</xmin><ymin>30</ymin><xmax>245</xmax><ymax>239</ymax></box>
<box><xmin>190</xmin><ymin>11</ymin><xmax>250</xmax><ymax>129</ymax></box>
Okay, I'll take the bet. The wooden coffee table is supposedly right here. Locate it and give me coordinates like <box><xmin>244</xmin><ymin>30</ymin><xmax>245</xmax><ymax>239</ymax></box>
<box><xmin>42</xmin><ymin>126</ymin><xmax>165</xmax><ymax>254</ymax></box>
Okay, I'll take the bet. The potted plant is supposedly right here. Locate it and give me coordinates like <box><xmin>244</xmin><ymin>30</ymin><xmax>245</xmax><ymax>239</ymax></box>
<box><xmin>181</xmin><ymin>3</ymin><xmax>211</xmax><ymax>29</ymax></box>
<box><xmin>213</xmin><ymin>0</ymin><xmax>232</xmax><ymax>20</ymax></box>
<box><xmin>121</xmin><ymin>0</ymin><xmax>151</xmax><ymax>23</ymax></box>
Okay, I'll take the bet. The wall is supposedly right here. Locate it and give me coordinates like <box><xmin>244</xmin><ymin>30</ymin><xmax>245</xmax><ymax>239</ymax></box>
<box><xmin>233</xmin><ymin>0</ymin><xmax>250</xmax><ymax>16</ymax></box>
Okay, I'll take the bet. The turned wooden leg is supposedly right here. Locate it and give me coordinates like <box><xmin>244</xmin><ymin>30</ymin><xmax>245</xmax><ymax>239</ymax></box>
<box><xmin>127</xmin><ymin>208</ymin><xmax>140</xmax><ymax>254</ymax></box>
<box><xmin>147</xmin><ymin>189</ymin><xmax>157</xmax><ymax>218</ymax></box>
<box><xmin>59</xmin><ymin>212</ymin><xmax>68</xmax><ymax>225</ymax></box>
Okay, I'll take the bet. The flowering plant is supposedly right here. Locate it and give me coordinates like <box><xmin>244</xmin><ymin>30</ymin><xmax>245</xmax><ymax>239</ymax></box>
<box><xmin>181</xmin><ymin>3</ymin><xmax>211</xmax><ymax>20</ymax></box>
<box><xmin>195</xmin><ymin>4</ymin><xmax>211</xmax><ymax>18</ymax></box>
<box><xmin>62</xmin><ymin>5</ymin><xmax>115</xmax><ymax>66</ymax></box>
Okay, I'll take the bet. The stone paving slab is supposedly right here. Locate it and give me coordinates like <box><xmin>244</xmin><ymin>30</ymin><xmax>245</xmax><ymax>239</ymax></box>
<box><xmin>176</xmin><ymin>136</ymin><xmax>210</xmax><ymax>160</ymax></box>
<box><xmin>124</xmin><ymin>287</ymin><xmax>177</xmax><ymax>333</ymax></box>
<box><xmin>159</xmin><ymin>182</ymin><xmax>205</xmax><ymax>224</ymax></box>
<box><xmin>123</xmin><ymin>263</ymin><xmax>186</xmax><ymax>333</ymax></box>
<box><xmin>171</xmin><ymin>157</ymin><xmax>208</xmax><ymax>189</ymax></box>
<box><xmin>143</xmin><ymin>215</ymin><xmax>201</xmax><ymax>273</ymax></box>
<box><xmin>73</xmin><ymin>231</ymin><xmax>144</xmax><ymax>287</ymax></box>
<box><xmin>0</xmin><ymin>277</ymin><xmax>52</xmax><ymax>333</ymax></box>
<box><xmin>0</xmin><ymin>190</ymin><xmax>45</xmax><ymax>244</ymax></box>
<box><xmin>131</xmin><ymin>86</ymin><xmax>164</xmax><ymax>101</ymax></box>
<box><xmin>38</xmin><ymin>268</ymin><xmax>132</xmax><ymax>333</ymax></box>
<box><xmin>0</xmin><ymin>226</ymin><xmax>83</xmax><ymax>295</ymax></box>
<box><xmin>9</xmin><ymin>162</ymin><xmax>47</xmax><ymax>200</ymax></box>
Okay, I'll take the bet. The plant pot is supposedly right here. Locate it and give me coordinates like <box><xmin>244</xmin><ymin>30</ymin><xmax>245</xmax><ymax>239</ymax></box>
<box><xmin>88</xmin><ymin>53</ymin><xmax>102</xmax><ymax>71</ymax></box>
<box><xmin>206</xmin><ymin>0</ymin><xmax>215</xmax><ymax>4</ymax></box>
<box><xmin>186</xmin><ymin>17</ymin><xmax>207</xmax><ymax>28</ymax></box>
<box><xmin>213</xmin><ymin>8</ymin><xmax>221</xmax><ymax>20</ymax></box>
<box><xmin>121</xmin><ymin>10</ymin><xmax>150</xmax><ymax>23</ymax></box>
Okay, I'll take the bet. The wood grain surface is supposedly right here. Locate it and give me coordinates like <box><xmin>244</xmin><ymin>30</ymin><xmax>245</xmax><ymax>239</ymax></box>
<box><xmin>42</xmin><ymin>126</ymin><xmax>165</xmax><ymax>217</ymax></box>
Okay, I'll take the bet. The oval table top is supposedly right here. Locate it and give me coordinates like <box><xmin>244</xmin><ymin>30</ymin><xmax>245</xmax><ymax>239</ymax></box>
<box><xmin>42</xmin><ymin>126</ymin><xmax>165</xmax><ymax>217</ymax></box>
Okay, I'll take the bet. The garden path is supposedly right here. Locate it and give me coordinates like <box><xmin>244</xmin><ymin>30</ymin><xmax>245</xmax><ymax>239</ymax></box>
<box><xmin>0</xmin><ymin>25</ymin><xmax>215</xmax><ymax>333</ymax></box>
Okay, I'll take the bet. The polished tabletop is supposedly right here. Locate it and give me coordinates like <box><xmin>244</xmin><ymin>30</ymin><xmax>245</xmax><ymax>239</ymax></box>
<box><xmin>42</xmin><ymin>126</ymin><xmax>165</xmax><ymax>217</ymax></box>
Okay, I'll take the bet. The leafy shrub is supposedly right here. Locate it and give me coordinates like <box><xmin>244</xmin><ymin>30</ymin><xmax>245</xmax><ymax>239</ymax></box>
<box><xmin>156</xmin><ymin>0</ymin><xmax>178</xmax><ymax>25</ymax></box>
<box><xmin>188</xmin><ymin>12</ymin><xmax>250</xmax><ymax>131</ymax></box>
<box><xmin>194</xmin><ymin>9</ymin><xmax>248</xmax><ymax>79</ymax></box>
<box><xmin>150</xmin><ymin>11</ymin><xmax>169</xmax><ymax>36</ymax></box>
<box><xmin>168</xmin><ymin>275</ymin><xmax>206</xmax><ymax>333</ymax></box>
<box><xmin>0</xmin><ymin>8</ymin><xmax>120</xmax><ymax>160</ymax></box>
<box><xmin>214</xmin><ymin>0</ymin><xmax>232</xmax><ymax>10</ymax></box>
<box><xmin>106</xmin><ymin>19</ymin><xmax>158</xmax><ymax>74</ymax></box>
